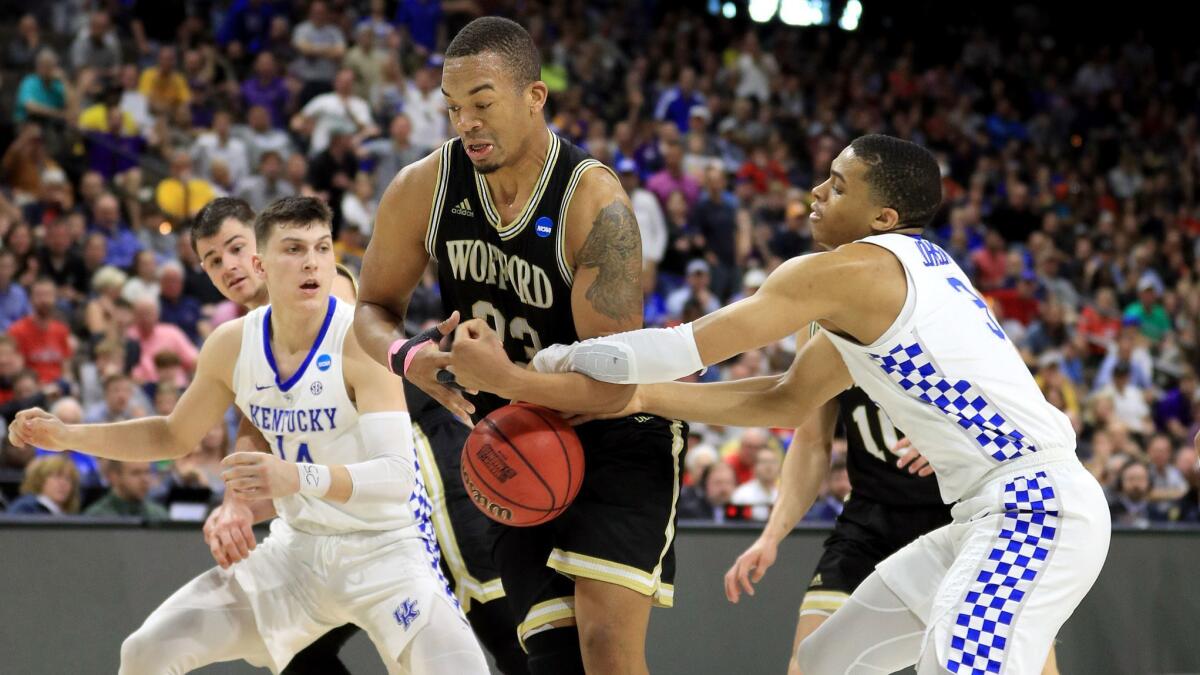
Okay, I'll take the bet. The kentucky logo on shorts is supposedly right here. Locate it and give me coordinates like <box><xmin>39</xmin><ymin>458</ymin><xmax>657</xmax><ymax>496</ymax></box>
<box><xmin>394</xmin><ymin>598</ymin><xmax>420</xmax><ymax>630</ymax></box>
<box><xmin>316</xmin><ymin>354</ymin><xmax>332</xmax><ymax>371</ymax></box>
<box><xmin>535</xmin><ymin>216</ymin><xmax>553</xmax><ymax>238</ymax></box>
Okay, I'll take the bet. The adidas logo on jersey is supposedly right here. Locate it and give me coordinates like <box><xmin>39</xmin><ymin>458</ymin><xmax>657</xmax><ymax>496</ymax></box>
<box><xmin>450</xmin><ymin>198</ymin><xmax>474</xmax><ymax>217</ymax></box>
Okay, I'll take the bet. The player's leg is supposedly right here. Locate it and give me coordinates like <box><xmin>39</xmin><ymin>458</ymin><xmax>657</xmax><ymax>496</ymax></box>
<box><xmin>573</xmin><ymin>577</ymin><xmax>653</xmax><ymax>675</ymax></box>
<box><xmin>467</xmin><ymin>596</ymin><xmax>531</xmax><ymax>675</ymax></box>
<box><xmin>795</xmin><ymin>572</ymin><xmax>926</xmax><ymax>674</ymax></box>
<box><xmin>920</xmin><ymin>467</ymin><xmax>1110</xmax><ymax>675</ymax></box>
<box><xmin>119</xmin><ymin>567</ymin><xmax>274</xmax><ymax>675</ymax></box>
<box><xmin>394</xmin><ymin>595</ymin><xmax>491</xmax><ymax>674</ymax></box>
<box><xmin>282</xmin><ymin>624</ymin><xmax>359</xmax><ymax>675</ymax></box>
<box><xmin>1042</xmin><ymin>645</ymin><xmax>1059</xmax><ymax>674</ymax></box>
<box><xmin>788</xmin><ymin>603</ymin><xmax>838</xmax><ymax>674</ymax></box>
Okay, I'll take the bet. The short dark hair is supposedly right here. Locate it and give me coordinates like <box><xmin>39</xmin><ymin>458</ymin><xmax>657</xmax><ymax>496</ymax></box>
<box><xmin>254</xmin><ymin>196</ymin><xmax>332</xmax><ymax>245</ymax></box>
<box><xmin>446</xmin><ymin>17</ymin><xmax>540</xmax><ymax>89</ymax></box>
<box><xmin>191</xmin><ymin>198</ymin><xmax>255</xmax><ymax>255</ymax></box>
<box><xmin>849</xmin><ymin>135</ymin><xmax>942</xmax><ymax>230</ymax></box>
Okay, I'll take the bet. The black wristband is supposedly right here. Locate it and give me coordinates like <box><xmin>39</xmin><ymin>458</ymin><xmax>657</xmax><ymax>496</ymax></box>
<box><xmin>388</xmin><ymin>325</ymin><xmax>445</xmax><ymax>376</ymax></box>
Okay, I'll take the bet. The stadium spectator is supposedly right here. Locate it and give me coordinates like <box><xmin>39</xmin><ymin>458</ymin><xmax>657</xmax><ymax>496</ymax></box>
<box><xmin>191</xmin><ymin>110</ymin><xmax>250</xmax><ymax>190</ymax></box>
<box><xmin>121</xmin><ymin>250</ymin><xmax>161</xmax><ymax>304</ymax></box>
<box><xmin>15</xmin><ymin>49</ymin><xmax>72</xmax><ymax>125</ymax></box>
<box><xmin>155</xmin><ymin>151</ymin><xmax>216</xmax><ymax>221</ymax></box>
<box><xmin>617</xmin><ymin>158</ymin><xmax>667</xmax><ymax>278</ymax></box>
<box><xmin>654</xmin><ymin>66</ymin><xmax>704</xmax><ymax>133</ymax></box>
<box><xmin>724</xmin><ymin>428</ymin><xmax>773</xmax><ymax>486</ymax></box>
<box><xmin>83</xmin><ymin>374</ymin><xmax>143</xmax><ymax>424</ymax></box>
<box><xmin>83</xmin><ymin>460</ymin><xmax>169</xmax><ymax>522</ymax></box>
<box><xmin>677</xmin><ymin>461</ymin><xmax>737</xmax><ymax>522</ymax></box>
<box><xmin>126</xmin><ymin>296</ymin><xmax>198</xmax><ymax>386</ymax></box>
<box><xmin>138</xmin><ymin>46</ymin><xmax>191</xmax><ymax>115</ymax></box>
<box><xmin>361</xmin><ymin>113</ymin><xmax>428</xmax><ymax>201</ymax></box>
<box><xmin>237</xmin><ymin>151</ymin><xmax>295</xmax><ymax>213</ymax></box>
<box><xmin>1146</xmin><ymin>434</ymin><xmax>1188</xmax><ymax>502</ymax></box>
<box><xmin>646</xmin><ymin>137</ymin><xmax>701</xmax><ymax>208</ymax></box>
<box><xmin>667</xmin><ymin>259</ymin><xmax>720</xmax><ymax>321</ymax></box>
<box><xmin>0</xmin><ymin>251</ymin><xmax>31</xmax><ymax>332</ymax></box>
<box><xmin>34</xmin><ymin>398</ymin><xmax>103</xmax><ymax>488</ymax></box>
<box><xmin>240</xmin><ymin>52</ymin><xmax>291</xmax><ymax>130</ymax></box>
<box><xmin>7</xmin><ymin>454</ymin><xmax>81</xmax><ymax>516</ymax></box>
<box><xmin>0</xmin><ymin>336</ymin><xmax>27</xmax><ymax>405</ymax></box>
<box><xmin>238</xmin><ymin>105</ymin><xmax>295</xmax><ymax>169</ymax></box>
<box><xmin>804</xmin><ymin>458</ymin><xmax>851</xmax><ymax>522</ymax></box>
<box><xmin>292</xmin><ymin>68</ymin><xmax>378</xmax><ymax>157</ymax></box>
<box><xmin>344</xmin><ymin>23</ymin><xmax>389</xmax><ymax>100</ymax></box>
<box><xmin>341</xmin><ymin>174</ymin><xmax>378</xmax><ymax>237</ymax></box>
<box><xmin>1108</xmin><ymin>459</ymin><xmax>1170</xmax><ymax>527</ymax></box>
<box><xmin>1124</xmin><ymin>276</ymin><xmax>1171</xmax><ymax>343</ymax></box>
<box><xmin>8</xmin><ymin>279</ymin><xmax>71</xmax><ymax>385</ymax></box>
<box><xmin>5</xmin><ymin>13</ymin><xmax>45</xmax><ymax>71</ymax></box>
<box><xmin>307</xmin><ymin>128</ymin><xmax>359</xmax><ymax>230</ymax></box>
<box><xmin>730</xmin><ymin>447</ymin><xmax>781</xmax><ymax>521</ymax></box>
<box><xmin>402</xmin><ymin>55</ymin><xmax>449</xmax><ymax>145</ymax></box>
<box><xmin>291</xmin><ymin>0</ymin><xmax>346</xmax><ymax>104</ymax></box>
<box><xmin>90</xmin><ymin>193</ymin><xmax>142</xmax><ymax>269</ymax></box>
<box><xmin>69</xmin><ymin>11</ymin><xmax>121</xmax><ymax>76</ymax></box>
<box><xmin>217</xmin><ymin>0</ymin><xmax>281</xmax><ymax>57</ymax></box>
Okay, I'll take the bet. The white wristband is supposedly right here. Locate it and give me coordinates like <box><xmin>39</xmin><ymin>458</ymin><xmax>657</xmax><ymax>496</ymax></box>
<box><xmin>296</xmin><ymin>463</ymin><xmax>332</xmax><ymax>498</ymax></box>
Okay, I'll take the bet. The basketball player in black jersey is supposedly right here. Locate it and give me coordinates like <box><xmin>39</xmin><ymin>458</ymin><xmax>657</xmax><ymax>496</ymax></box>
<box><xmin>724</xmin><ymin>327</ymin><xmax>1058</xmax><ymax>675</ymax></box>
<box><xmin>355</xmin><ymin>16</ymin><xmax>685</xmax><ymax>675</ymax></box>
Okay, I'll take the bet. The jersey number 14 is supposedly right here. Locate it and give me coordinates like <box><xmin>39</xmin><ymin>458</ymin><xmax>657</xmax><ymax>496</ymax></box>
<box><xmin>275</xmin><ymin>435</ymin><xmax>313</xmax><ymax>463</ymax></box>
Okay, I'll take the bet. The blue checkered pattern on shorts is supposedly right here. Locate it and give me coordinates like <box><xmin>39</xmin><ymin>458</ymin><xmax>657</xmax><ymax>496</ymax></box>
<box><xmin>408</xmin><ymin>456</ymin><xmax>461</xmax><ymax>610</ymax></box>
<box><xmin>870</xmin><ymin>341</ymin><xmax>1037</xmax><ymax>462</ymax></box>
<box><xmin>944</xmin><ymin>471</ymin><xmax>1059</xmax><ymax>674</ymax></box>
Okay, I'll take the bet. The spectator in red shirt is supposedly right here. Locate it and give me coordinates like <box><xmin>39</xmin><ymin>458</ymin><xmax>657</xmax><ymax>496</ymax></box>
<box><xmin>725</xmin><ymin>427</ymin><xmax>772</xmax><ymax>485</ymax></box>
<box><xmin>987</xmin><ymin>272</ymin><xmax>1041</xmax><ymax>327</ymax></box>
<box><xmin>0</xmin><ymin>335</ymin><xmax>26</xmax><ymax>405</ymax></box>
<box><xmin>971</xmin><ymin>229</ymin><xmax>1008</xmax><ymax>290</ymax></box>
<box><xmin>1078</xmin><ymin>286</ymin><xmax>1123</xmax><ymax>356</ymax></box>
<box><xmin>7</xmin><ymin>278</ymin><xmax>72</xmax><ymax>384</ymax></box>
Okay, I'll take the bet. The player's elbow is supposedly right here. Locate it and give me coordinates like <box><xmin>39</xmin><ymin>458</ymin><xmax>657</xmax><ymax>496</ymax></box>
<box><xmin>763</xmin><ymin>382</ymin><xmax>808</xmax><ymax>428</ymax></box>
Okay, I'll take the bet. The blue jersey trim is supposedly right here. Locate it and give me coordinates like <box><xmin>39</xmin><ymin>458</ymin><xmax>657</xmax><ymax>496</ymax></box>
<box><xmin>263</xmin><ymin>296</ymin><xmax>336</xmax><ymax>392</ymax></box>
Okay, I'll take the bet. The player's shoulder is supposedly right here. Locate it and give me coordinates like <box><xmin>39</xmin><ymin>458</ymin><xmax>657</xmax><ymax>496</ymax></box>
<box><xmin>570</xmin><ymin>161</ymin><xmax>625</xmax><ymax>209</ymax></box>
<box><xmin>197</xmin><ymin>317</ymin><xmax>247</xmax><ymax>379</ymax></box>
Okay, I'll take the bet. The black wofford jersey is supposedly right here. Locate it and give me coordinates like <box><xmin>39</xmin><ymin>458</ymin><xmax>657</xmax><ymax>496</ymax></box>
<box><xmin>426</xmin><ymin>131</ymin><xmax>609</xmax><ymax>419</ymax></box>
<box><xmin>836</xmin><ymin>385</ymin><xmax>945</xmax><ymax>506</ymax></box>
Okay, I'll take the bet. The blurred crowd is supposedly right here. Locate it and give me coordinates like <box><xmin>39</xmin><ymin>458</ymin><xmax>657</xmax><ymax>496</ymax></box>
<box><xmin>0</xmin><ymin>0</ymin><xmax>1198</xmax><ymax>528</ymax></box>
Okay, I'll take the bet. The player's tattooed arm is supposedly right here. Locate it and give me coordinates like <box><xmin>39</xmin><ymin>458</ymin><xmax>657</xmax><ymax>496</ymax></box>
<box><xmin>575</xmin><ymin>201</ymin><xmax>643</xmax><ymax>323</ymax></box>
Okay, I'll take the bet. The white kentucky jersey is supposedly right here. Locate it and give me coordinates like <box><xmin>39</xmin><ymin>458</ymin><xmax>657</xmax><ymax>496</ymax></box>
<box><xmin>233</xmin><ymin>296</ymin><xmax>420</xmax><ymax>535</ymax></box>
<box><xmin>823</xmin><ymin>233</ymin><xmax>1076</xmax><ymax>503</ymax></box>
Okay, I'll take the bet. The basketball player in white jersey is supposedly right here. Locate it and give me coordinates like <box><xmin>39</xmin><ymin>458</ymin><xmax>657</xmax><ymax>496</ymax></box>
<box><xmin>9</xmin><ymin>197</ymin><xmax>489</xmax><ymax>675</ymax></box>
<box><xmin>449</xmin><ymin>135</ymin><xmax>1111</xmax><ymax>674</ymax></box>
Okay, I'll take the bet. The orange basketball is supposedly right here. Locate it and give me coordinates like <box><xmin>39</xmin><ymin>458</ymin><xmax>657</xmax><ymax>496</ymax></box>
<box><xmin>461</xmin><ymin>403</ymin><xmax>585</xmax><ymax>527</ymax></box>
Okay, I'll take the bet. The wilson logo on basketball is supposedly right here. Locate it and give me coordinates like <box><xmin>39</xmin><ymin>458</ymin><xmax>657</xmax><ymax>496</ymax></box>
<box><xmin>476</xmin><ymin>444</ymin><xmax>518</xmax><ymax>483</ymax></box>
<box><xmin>462</xmin><ymin>467</ymin><xmax>514</xmax><ymax>522</ymax></box>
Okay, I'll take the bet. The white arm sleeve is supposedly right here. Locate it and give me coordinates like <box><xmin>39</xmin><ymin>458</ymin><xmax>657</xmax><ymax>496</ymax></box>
<box><xmin>344</xmin><ymin>412</ymin><xmax>418</xmax><ymax>505</ymax></box>
<box><xmin>530</xmin><ymin>323</ymin><xmax>705</xmax><ymax>384</ymax></box>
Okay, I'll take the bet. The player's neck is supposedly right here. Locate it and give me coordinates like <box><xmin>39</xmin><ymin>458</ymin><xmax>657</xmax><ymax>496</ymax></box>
<box><xmin>268</xmin><ymin>299</ymin><xmax>327</xmax><ymax>355</ymax></box>
<box><xmin>244</xmin><ymin>286</ymin><xmax>270</xmax><ymax>311</ymax></box>
<box><xmin>481</xmin><ymin>126</ymin><xmax>550</xmax><ymax>206</ymax></box>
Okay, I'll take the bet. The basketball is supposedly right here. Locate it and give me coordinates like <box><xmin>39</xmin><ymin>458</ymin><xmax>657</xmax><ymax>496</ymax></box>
<box><xmin>461</xmin><ymin>403</ymin><xmax>585</xmax><ymax>527</ymax></box>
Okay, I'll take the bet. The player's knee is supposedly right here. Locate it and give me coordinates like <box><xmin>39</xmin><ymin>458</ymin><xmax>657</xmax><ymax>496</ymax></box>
<box><xmin>577</xmin><ymin>615</ymin><xmax>638</xmax><ymax>668</ymax></box>
<box><xmin>119</xmin><ymin>628</ymin><xmax>171</xmax><ymax>675</ymax></box>
<box><xmin>794</xmin><ymin>632</ymin><xmax>831</xmax><ymax>675</ymax></box>
<box><xmin>524</xmin><ymin>625</ymin><xmax>585</xmax><ymax>675</ymax></box>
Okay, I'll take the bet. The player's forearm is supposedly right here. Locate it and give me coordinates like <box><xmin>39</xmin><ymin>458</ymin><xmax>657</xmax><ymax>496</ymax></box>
<box><xmin>761</xmin><ymin>441</ymin><xmax>831</xmax><ymax>544</ymax></box>
<box><xmin>64</xmin><ymin>417</ymin><xmax>191</xmax><ymax>461</ymax></box>
<box><xmin>222</xmin><ymin>489</ymin><xmax>277</xmax><ymax>524</ymax></box>
<box><xmin>638</xmin><ymin>376</ymin><xmax>810</xmax><ymax>428</ymax></box>
<box><xmin>353</xmin><ymin>300</ymin><xmax>407</xmax><ymax>369</ymax></box>
<box><xmin>505</xmin><ymin>368</ymin><xmax>636</xmax><ymax>414</ymax></box>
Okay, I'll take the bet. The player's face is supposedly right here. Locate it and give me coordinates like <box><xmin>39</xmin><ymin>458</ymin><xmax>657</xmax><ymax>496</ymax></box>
<box><xmin>197</xmin><ymin>219</ymin><xmax>266</xmax><ymax>307</ymax></box>
<box><xmin>809</xmin><ymin>147</ymin><xmax>893</xmax><ymax>249</ymax></box>
<box><xmin>256</xmin><ymin>224</ymin><xmax>335</xmax><ymax>312</ymax></box>
<box><xmin>442</xmin><ymin>52</ymin><xmax>547</xmax><ymax>174</ymax></box>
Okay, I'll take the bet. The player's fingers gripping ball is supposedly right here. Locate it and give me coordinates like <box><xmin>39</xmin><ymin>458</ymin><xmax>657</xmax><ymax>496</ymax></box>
<box><xmin>462</xmin><ymin>403</ymin><xmax>585</xmax><ymax>526</ymax></box>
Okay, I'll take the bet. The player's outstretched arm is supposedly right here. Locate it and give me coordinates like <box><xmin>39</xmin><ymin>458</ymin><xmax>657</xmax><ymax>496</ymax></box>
<box><xmin>8</xmin><ymin>322</ymin><xmax>240</xmax><ymax>461</ymax></box>
<box><xmin>222</xmin><ymin>330</ymin><xmax>417</xmax><ymax>505</ymax></box>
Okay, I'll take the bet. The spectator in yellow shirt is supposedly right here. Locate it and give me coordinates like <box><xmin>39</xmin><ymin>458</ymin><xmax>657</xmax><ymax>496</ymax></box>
<box><xmin>138</xmin><ymin>46</ymin><xmax>191</xmax><ymax>115</ymax></box>
<box><xmin>156</xmin><ymin>151</ymin><xmax>215</xmax><ymax>221</ymax></box>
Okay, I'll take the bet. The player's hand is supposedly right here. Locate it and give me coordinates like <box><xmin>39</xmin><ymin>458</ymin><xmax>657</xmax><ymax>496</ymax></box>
<box><xmin>894</xmin><ymin>438</ymin><xmax>934</xmax><ymax>477</ymax></box>
<box><xmin>8</xmin><ymin>408</ymin><xmax>71</xmax><ymax>450</ymax></box>
<box><xmin>724</xmin><ymin>535</ymin><xmax>779</xmax><ymax>603</ymax></box>
<box><xmin>202</xmin><ymin>498</ymin><xmax>258</xmax><ymax>569</ymax></box>
<box><xmin>448</xmin><ymin>319</ymin><xmax>512</xmax><ymax>396</ymax></box>
<box><xmin>220</xmin><ymin>452</ymin><xmax>300</xmax><ymax>500</ymax></box>
<box><xmin>406</xmin><ymin>312</ymin><xmax>476</xmax><ymax>424</ymax></box>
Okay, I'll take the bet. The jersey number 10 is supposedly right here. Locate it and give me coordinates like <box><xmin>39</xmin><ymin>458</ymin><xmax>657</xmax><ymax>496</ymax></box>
<box><xmin>849</xmin><ymin>404</ymin><xmax>903</xmax><ymax>463</ymax></box>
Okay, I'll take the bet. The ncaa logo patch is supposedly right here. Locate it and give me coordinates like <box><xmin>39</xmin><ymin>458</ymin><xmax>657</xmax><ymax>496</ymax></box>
<box><xmin>316</xmin><ymin>354</ymin><xmax>332</xmax><ymax>371</ymax></box>
<box><xmin>534</xmin><ymin>216</ymin><xmax>553</xmax><ymax>238</ymax></box>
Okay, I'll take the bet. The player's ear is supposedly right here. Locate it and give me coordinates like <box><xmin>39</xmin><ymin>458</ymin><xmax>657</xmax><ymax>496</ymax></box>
<box><xmin>870</xmin><ymin>207</ymin><xmax>900</xmax><ymax>234</ymax></box>
<box><xmin>251</xmin><ymin>254</ymin><xmax>265</xmax><ymax>277</ymax></box>
<box><xmin>526</xmin><ymin>80</ymin><xmax>548</xmax><ymax>117</ymax></box>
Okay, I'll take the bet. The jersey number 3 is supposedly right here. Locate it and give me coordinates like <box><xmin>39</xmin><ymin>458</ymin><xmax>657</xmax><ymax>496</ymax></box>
<box><xmin>472</xmin><ymin>300</ymin><xmax>544</xmax><ymax>361</ymax></box>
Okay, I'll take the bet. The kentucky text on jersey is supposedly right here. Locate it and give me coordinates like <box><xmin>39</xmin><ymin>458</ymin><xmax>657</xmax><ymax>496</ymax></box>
<box><xmin>445</xmin><ymin>239</ymin><xmax>555</xmax><ymax>308</ymax></box>
<box><xmin>248</xmin><ymin>403</ymin><xmax>338</xmax><ymax>434</ymax></box>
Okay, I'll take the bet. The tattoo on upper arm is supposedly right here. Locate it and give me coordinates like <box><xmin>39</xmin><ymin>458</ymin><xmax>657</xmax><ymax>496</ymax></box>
<box><xmin>575</xmin><ymin>201</ymin><xmax>642</xmax><ymax>322</ymax></box>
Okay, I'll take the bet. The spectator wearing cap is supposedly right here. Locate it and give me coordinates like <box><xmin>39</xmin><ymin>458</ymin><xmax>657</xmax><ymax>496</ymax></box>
<box><xmin>404</xmin><ymin>56</ymin><xmax>449</xmax><ymax>146</ymax></box>
<box><xmin>729</xmin><ymin>268</ymin><xmax>767</xmax><ymax>304</ymax></box>
<box><xmin>616</xmin><ymin>157</ymin><xmax>667</xmax><ymax>275</ymax></box>
<box><xmin>69</xmin><ymin>11</ymin><xmax>121</xmax><ymax>76</ymax></box>
<box><xmin>667</xmin><ymin>259</ymin><xmax>720</xmax><ymax>321</ymax></box>
<box><xmin>155</xmin><ymin>151</ymin><xmax>217</xmax><ymax>222</ymax></box>
<box><xmin>192</xmin><ymin>110</ymin><xmax>251</xmax><ymax>190</ymax></box>
<box><xmin>361</xmin><ymin>113</ymin><xmax>429</xmax><ymax>202</ymax></box>
<box><xmin>237</xmin><ymin>151</ymin><xmax>296</xmax><ymax>213</ymax></box>
<box><xmin>90</xmin><ymin>193</ymin><xmax>143</xmax><ymax>269</ymax></box>
<box><xmin>0</xmin><ymin>251</ymin><xmax>31</xmax><ymax>332</ymax></box>
<box><xmin>8</xmin><ymin>278</ymin><xmax>72</xmax><ymax>385</ymax></box>
<box><xmin>241</xmin><ymin>52</ymin><xmax>291</xmax><ymax>130</ymax></box>
<box><xmin>138</xmin><ymin>46</ymin><xmax>191</xmax><ymax>116</ymax></box>
<box><xmin>292</xmin><ymin>68</ymin><xmax>379</xmax><ymax>157</ymax></box>
<box><xmin>291</xmin><ymin>0</ymin><xmax>346</xmax><ymax>104</ymax></box>
<box><xmin>395</xmin><ymin>0</ymin><xmax>443</xmax><ymax>54</ymax></box>
<box><xmin>654</xmin><ymin>66</ymin><xmax>705</xmax><ymax>133</ymax></box>
<box><xmin>1101</xmin><ymin>361</ymin><xmax>1153</xmax><ymax>435</ymax></box>
<box><xmin>691</xmin><ymin>163</ymin><xmax>745</xmax><ymax>300</ymax></box>
<box><xmin>1124</xmin><ymin>276</ymin><xmax>1171</xmax><ymax>342</ymax></box>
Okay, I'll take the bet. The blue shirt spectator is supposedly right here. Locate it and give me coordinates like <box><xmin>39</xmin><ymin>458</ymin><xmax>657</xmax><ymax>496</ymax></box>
<box><xmin>217</xmin><ymin>0</ymin><xmax>281</xmax><ymax>54</ymax></box>
<box><xmin>0</xmin><ymin>251</ymin><xmax>30</xmax><ymax>332</ymax></box>
<box><xmin>395</xmin><ymin>0</ymin><xmax>443</xmax><ymax>53</ymax></box>
<box><xmin>654</xmin><ymin>67</ymin><xmax>705</xmax><ymax>132</ymax></box>
<box><xmin>90</xmin><ymin>193</ymin><xmax>143</xmax><ymax>270</ymax></box>
<box><xmin>14</xmin><ymin>52</ymin><xmax>67</xmax><ymax>124</ymax></box>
